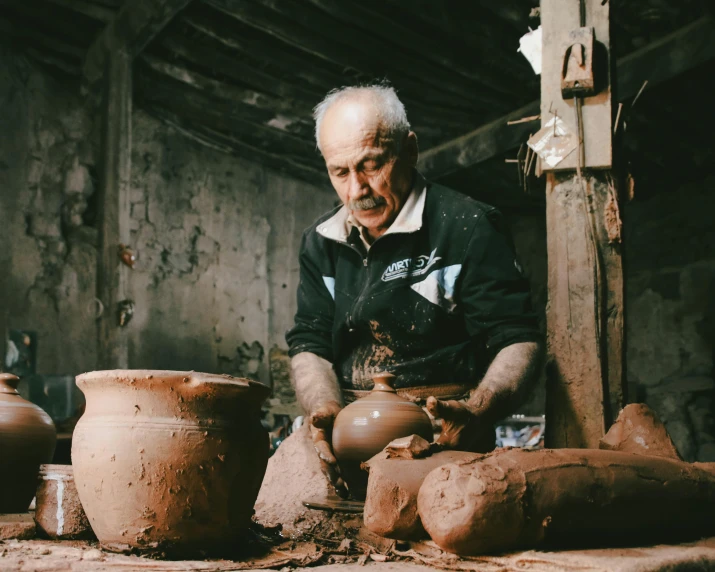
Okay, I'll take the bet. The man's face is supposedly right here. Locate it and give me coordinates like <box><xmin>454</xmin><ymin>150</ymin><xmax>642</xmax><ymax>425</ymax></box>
<box><xmin>319</xmin><ymin>98</ymin><xmax>418</xmax><ymax>240</ymax></box>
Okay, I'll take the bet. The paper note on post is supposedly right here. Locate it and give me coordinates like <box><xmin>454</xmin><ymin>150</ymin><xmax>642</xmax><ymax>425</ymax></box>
<box><xmin>518</xmin><ymin>26</ymin><xmax>542</xmax><ymax>75</ymax></box>
<box><xmin>527</xmin><ymin>116</ymin><xmax>578</xmax><ymax>169</ymax></box>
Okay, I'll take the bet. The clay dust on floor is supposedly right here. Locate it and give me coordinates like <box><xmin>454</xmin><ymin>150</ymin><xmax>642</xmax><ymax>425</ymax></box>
<box><xmin>3</xmin><ymin>537</ymin><xmax>715</xmax><ymax>572</ymax></box>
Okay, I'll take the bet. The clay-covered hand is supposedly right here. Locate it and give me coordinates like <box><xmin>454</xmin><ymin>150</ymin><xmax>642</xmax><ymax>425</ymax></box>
<box><xmin>426</xmin><ymin>397</ymin><xmax>496</xmax><ymax>453</ymax></box>
<box><xmin>310</xmin><ymin>401</ymin><xmax>349</xmax><ymax>498</ymax></box>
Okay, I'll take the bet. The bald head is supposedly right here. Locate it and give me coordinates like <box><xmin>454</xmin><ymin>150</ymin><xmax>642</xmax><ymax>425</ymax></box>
<box><xmin>313</xmin><ymin>85</ymin><xmax>411</xmax><ymax>153</ymax></box>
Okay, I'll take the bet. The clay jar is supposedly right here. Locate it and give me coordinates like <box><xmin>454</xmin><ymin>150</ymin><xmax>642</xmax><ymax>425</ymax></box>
<box><xmin>0</xmin><ymin>373</ymin><xmax>57</xmax><ymax>513</ymax></box>
<box><xmin>71</xmin><ymin>370</ymin><xmax>271</xmax><ymax>555</ymax></box>
<box><xmin>332</xmin><ymin>373</ymin><xmax>433</xmax><ymax>499</ymax></box>
<box><xmin>35</xmin><ymin>464</ymin><xmax>92</xmax><ymax>539</ymax></box>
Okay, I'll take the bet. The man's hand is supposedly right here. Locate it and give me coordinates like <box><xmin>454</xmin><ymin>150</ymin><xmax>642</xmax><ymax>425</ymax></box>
<box><xmin>309</xmin><ymin>400</ymin><xmax>349</xmax><ymax>498</ymax></box>
<box><xmin>426</xmin><ymin>397</ymin><xmax>496</xmax><ymax>453</ymax></box>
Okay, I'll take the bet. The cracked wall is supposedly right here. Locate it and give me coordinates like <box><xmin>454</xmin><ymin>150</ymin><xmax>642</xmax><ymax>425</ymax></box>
<box><xmin>0</xmin><ymin>46</ymin><xmax>98</xmax><ymax>376</ymax></box>
<box><xmin>624</xmin><ymin>177</ymin><xmax>715</xmax><ymax>461</ymax></box>
<box><xmin>127</xmin><ymin>110</ymin><xmax>335</xmax><ymax>394</ymax></box>
<box><xmin>0</xmin><ymin>46</ymin><xmax>336</xmax><ymax>411</ymax></box>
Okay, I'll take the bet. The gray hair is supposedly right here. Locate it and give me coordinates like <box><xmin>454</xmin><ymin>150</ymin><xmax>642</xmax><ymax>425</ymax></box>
<box><xmin>313</xmin><ymin>84</ymin><xmax>411</xmax><ymax>152</ymax></box>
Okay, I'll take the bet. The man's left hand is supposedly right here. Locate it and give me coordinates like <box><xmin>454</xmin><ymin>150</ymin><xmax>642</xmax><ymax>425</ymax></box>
<box><xmin>426</xmin><ymin>397</ymin><xmax>496</xmax><ymax>453</ymax></box>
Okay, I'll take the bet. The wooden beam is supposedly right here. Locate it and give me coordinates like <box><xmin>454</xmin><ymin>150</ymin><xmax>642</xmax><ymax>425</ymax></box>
<box><xmin>159</xmin><ymin>32</ymin><xmax>324</xmax><ymax>101</ymax></box>
<box><xmin>543</xmin><ymin>173</ymin><xmax>625</xmax><ymax>448</ymax></box>
<box><xmin>301</xmin><ymin>0</ymin><xmax>522</xmax><ymax>99</ymax></box>
<box><xmin>182</xmin><ymin>7</ymin><xmax>485</xmax><ymax>129</ymax></box>
<box><xmin>144</xmin><ymin>105</ymin><xmax>330</xmax><ymax>185</ymax></box>
<box><xmin>140</xmin><ymin>53</ymin><xmax>310</xmax><ymax>119</ymax></box>
<box><xmin>135</xmin><ymin>60</ymin><xmax>318</xmax><ymax>151</ymax></box>
<box><xmin>541</xmin><ymin>0</ymin><xmax>623</xmax><ymax>448</ymax></box>
<box><xmin>419</xmin><ymin>16</ymin><xmax>715</xmax><ymax>179</ymax></box>
<box><xmin>96</xmin><ymin>50</ymin><xmax>132</xmax><ymax>369</ymax></box>
<box><xmin>204</xmin><ymin>0</ymin><xmax>497</xmax><ymax>112</ymax></box>
<box><xmin>84</xmin><ymin>0</ymin><xmax>193</xmax><ymax>85</ymax></box>
<box><xmin>45</xmin><ymin>0</ymin><xmax>116</xmax><ymax>23</ymax></box>
<box><xmin>0</xmin><ymin>18</ymin><xmax>85</xmax><ymax>61</ymax></box>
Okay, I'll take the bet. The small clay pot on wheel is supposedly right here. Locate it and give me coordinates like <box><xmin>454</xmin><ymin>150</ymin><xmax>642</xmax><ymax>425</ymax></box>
<box><xmin>332</xmin><ymin>373</ymin><xmax>432</xmax><ymax>500</ymax></box>
<box><xmin>0</xmin><ymin>373</ymin><xmax>57</xmax><ymax>513</ymax></box>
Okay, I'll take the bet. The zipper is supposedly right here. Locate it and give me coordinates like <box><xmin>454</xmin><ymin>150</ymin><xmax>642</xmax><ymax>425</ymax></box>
<box><xmin>333</xmin><ymin>230</ymin><xmax>392</xmax><ymax>331</ymax></box>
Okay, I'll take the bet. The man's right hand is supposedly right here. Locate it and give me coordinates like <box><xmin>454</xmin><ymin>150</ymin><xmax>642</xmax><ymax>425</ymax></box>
<box><xmin>309</xmin><ymin>400</ymin><xmax>348</xmax><ymax>498</ymax></box>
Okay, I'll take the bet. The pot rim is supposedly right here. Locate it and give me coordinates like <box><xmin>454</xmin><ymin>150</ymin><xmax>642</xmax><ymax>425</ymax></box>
<box><xmin>76</xmin><ymin>369</ymin><xmax>270</xmax><ymax>398</ymax></box>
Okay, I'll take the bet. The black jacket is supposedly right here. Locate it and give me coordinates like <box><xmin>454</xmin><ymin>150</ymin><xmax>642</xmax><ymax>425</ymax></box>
<box><xmin>286</xmin><ymin>179</ymin><xmax>541</xmax><ymax>390</ymax></box>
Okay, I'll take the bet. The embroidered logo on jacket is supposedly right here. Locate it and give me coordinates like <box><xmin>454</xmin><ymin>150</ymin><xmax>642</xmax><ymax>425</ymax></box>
<box><xmin>381</xmin><ymin>249</ymin><xmax>442</xmax><ymax>282</ymax></box>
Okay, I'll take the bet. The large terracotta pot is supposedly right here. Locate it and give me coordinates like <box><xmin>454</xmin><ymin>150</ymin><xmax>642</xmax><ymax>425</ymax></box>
<box><xmin>0</xmin><ymin>373</ymin><xmax>57</xmax><ymax>512</ymax></box>
<box><xmin>332</xmin><ymin>373</ymin><xmax>433</xmax><ymax>499</ymax></box>
<box><xmin>71</xmin><ymin>370</ymin><xmax>270</xmax><ymax>554</ymax></box>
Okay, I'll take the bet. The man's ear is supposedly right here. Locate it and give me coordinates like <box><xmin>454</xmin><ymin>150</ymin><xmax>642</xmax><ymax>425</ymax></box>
<box><xmin>404</xmin><ymin>131</ymin><xmax>419</xmax><ymax>167</ymax></box>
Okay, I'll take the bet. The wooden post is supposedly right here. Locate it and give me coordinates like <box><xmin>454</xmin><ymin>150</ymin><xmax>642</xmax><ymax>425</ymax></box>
<box><xmin>88</xmin><ymin>0</ymin><xmax>193</xmax><ymax>368</ymax></box>
<box><xmin>541</xmin><ymin>0</ymin><xmax>625</xmax><ymax>448</ymax></box>
<box><xmin>96</xmin><ymin>49</ymin><xmax>132</xmax><ymax>369</ymax></box>
<box><xmin>544</xmin><ymin>173</ymin><xmax>625</xmax><ymax>447</ymax></box>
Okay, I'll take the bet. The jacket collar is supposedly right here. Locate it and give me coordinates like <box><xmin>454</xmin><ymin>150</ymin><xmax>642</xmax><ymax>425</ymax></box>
<box><xmin>317</xmin><ymin>171</ymin><xmax>427</xmax><ymax>244</ymax></box>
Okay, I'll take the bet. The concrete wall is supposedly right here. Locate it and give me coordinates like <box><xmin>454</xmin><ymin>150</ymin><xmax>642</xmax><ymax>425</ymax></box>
<box><xmin>0</xmin><ymin>45</ymin><xmax>335</xmax><ymax>405</ymax></box>
<box><xmin>0</xmin><ymin>46</ymin><xmax>98</xmax><ymax>377</ymax></box>
<box><xmin>127</xmin><ymin>111</ymin><xmax>335</xmax><ymax>387</ymax></box>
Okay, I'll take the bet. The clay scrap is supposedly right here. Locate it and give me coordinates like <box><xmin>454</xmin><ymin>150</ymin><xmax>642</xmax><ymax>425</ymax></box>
<box><xmin>363</xmin><ymin>449</ymin><xmax>479</xmax><ymax>540</ymax></box>
<box><xmin>382</xmin><ymin>434</ymin><xmax>433</xmax><ymax>459</ymax></box>
<box><xmin>599</xmin><ymin>402</ymin><xmax>681</xmax><ymax>459</ymax></box>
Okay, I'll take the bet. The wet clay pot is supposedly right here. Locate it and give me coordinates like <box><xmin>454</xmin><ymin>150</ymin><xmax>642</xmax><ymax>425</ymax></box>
<box><xmin>0</xmin><ymin>373</ymin><xmax>57</xmax><ymax>513</ymax></box>
<box><xmin>332</xmin><ymin>373</ymin><xmax>433</xmax><ymax>499</ymax></box>
<box><xmin>71</xmin><ymin>370</ymin><xmax>271</xmax><ymax>555</ymax></box>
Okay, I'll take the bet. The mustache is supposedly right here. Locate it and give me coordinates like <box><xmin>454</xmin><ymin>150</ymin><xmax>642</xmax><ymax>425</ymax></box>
<box><xmin>348</xmin><ymin>195</ymin><xmax>387</xmax><ymax>211</ymax></box>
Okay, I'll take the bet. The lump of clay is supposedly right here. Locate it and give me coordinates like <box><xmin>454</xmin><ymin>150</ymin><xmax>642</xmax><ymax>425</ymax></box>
<box><xmin>383</xmin><ymin>434</ymin><xmax>432</xmax><ymax>459</ymax></box>
<box><xmin>363</xmin><ymin>450</ymin><xmax>479</xmax><ymax>540</ymax></box>
<box><xmin>418</xmin><ymin>448</ymin><xmax>715</xmax><ymax>556</ymax></box>
<box><xmin>599</xmin><ymin>403</ymin><xmax>681</xmax><ymax>459</ymax></box>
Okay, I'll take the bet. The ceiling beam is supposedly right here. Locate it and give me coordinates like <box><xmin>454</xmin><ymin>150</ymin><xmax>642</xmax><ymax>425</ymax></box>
<box><xmin>419</xmin><ymin>15</ymin><xmax>715</xmax><ymax>179</ymax></box>
<box><xmin>299</xmin><ymin>0</ymin><xmax>522</xmax><ymax>99</ymax></box>
<box><xmin>84</xmin><ymin>0</ymin><xmax>193</xmax><ymax>85</ymax></box>
<box><xmin>144</xmin><ymin>105</ymin><xmax>329</xmax><ymax>185</ymax></box>
<box><xmin>204</xmin><ymin>0</ymin><xmax>500</xmax><ymax>112</ymax></box>
<box><xmin>135</xmin><ymin>62</ymin><xmax>321</xmax><ymax>163</ymax></box>
<box><xmin>182</xmin><ymin>6</ymin><xmax>489</xmax><ymax>130</ymax></box>
<box><xmin>158</xmin><ymin>31</ymin><xmax>324</xmax><ymax>102</ymax></box>
<box><xmin>46</xmin><ymin>0</ymin><xmax>116</xmax><ymax>23</ymax></box>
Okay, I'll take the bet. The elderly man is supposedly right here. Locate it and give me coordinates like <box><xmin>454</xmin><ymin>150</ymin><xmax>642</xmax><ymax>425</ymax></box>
<box><xmin>286</xmin><ymin>85</ymin><xmax>543</xmax><ymax>496</ymax></box>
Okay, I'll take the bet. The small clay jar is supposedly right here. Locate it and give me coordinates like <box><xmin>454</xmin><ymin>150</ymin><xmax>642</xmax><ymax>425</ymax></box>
<box><xmin>0</xmin><ymin>373</ymin><xmax>57</xmax><ymax>513</ymax></box>
<box><xmin>35</xmin><ymin>464</ymin><xmax>92</xmax><ymax>539</ymax></box>
<box><xmin>332</xmin><ymin>373</ymin><xmax>433</xmax><ymax>499</ymax></box>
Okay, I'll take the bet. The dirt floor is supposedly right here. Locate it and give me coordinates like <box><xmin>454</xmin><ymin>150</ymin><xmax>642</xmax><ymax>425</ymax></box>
<box><xmin>2</xmin><ymin>537</ymin><xmax>715</xmax><ymax>571</ymax></box>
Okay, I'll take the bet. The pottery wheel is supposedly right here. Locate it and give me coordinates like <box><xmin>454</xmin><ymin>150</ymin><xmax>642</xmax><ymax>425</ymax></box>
<box><xmin>302</xmin><ymin>495</ymin><xmax>364</xmax><ymax>513</ymax></box>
